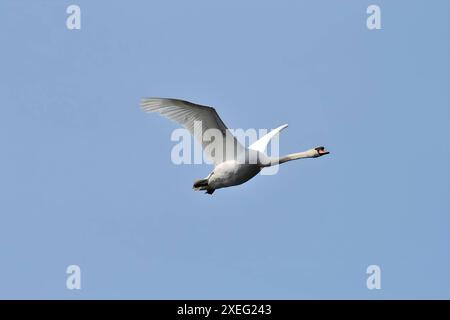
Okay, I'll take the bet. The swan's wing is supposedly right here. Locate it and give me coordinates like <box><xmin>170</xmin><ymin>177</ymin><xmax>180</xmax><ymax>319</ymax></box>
<box><xmin>140</xmin><ymin>98</ymin><xmax>245</xmax><ymax>165</ymax></box>
<box><xmin>249</xmin><ymin>124</ymin><xmax>288</xmax><ymax>153</ymax></box>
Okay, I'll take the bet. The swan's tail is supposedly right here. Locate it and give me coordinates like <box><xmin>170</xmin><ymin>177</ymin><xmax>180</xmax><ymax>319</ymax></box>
<box><xmin>193</xmin><ymin>178</ymin><xmax>208</xmax><ymax>190</ymax></box>
<box><xmin>193</xmin><ymin>179</ymin><xmax>215</xmax><ymax>195</ymax></box>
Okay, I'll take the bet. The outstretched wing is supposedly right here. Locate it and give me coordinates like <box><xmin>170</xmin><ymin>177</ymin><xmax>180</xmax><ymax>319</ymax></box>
<box><xmin>249</xmin><ymin>124</ymin><xmax>288</xmax><ymax>153</ymax></box>
<box><xmin>140</xmin><ymin>98</ymin><xmax>245</xmax><ymax>165</ymax></box>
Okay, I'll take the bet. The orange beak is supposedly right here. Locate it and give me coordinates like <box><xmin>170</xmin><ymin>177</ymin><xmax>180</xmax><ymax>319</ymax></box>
<box><xmin>315</xmin><ymin>146</ymin><xmax>330</xmax><ymax>156</ymax></box>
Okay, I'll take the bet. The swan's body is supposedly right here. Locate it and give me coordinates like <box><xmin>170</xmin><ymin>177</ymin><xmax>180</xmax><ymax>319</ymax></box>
<box><xmin>141</xmin><ymin>98</ymin><xmax>329</xmax><ymax>194</ymax></box>
<box><xmin>208</xmin><ymin>161</ymin><xmax>261</xmax><ymax>190</ymax></box>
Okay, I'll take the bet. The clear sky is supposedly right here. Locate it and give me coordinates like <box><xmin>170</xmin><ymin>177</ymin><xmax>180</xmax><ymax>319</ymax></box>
<box><xmin>0</xmin><ymin>0</ymin><xmax>448</xmax><ymax>299</ymax></box>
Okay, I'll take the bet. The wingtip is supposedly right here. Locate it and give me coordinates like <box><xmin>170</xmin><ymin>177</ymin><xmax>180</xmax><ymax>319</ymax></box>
<box><xmin>139</xmin><ymin>97</ymin><xmax>151</xmax><ymax>105</ymax></box>
<box><xmin>140</xmin><ymin>97</ymin><xmax>163</xmax><ymax>112</ymax></box>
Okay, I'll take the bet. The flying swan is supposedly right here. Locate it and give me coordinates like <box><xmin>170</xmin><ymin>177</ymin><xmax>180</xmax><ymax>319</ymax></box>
<box><xmin>140</xmin><ymin>98</ymin><xmax>329</xmax><ymax>194</ymax></box>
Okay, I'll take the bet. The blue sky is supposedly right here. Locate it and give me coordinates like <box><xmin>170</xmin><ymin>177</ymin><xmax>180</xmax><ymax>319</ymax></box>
<box><xmin>0</xmin><ymin>0</ymin><xmax>448</xmax><ymax>299</ymax></box>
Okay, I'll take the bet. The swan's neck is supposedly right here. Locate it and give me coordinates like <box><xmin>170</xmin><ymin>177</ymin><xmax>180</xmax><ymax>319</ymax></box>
<box><xmin>266</xmin><ymin>149</ymin><xmax>318</xmax><ymax>166</ymax></box>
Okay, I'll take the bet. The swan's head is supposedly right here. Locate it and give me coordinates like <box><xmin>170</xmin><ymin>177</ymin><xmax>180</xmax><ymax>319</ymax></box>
<box><xmin>314</xmin><ymin>146</ymin><xmax>330</xmax><ymax>157</ymax></box>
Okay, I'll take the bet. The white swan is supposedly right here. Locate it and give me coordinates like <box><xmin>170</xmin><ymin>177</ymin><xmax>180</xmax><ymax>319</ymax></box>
<box><xmin>141</xmin><ymin>98</ymin><xmax>329</xmax><ymax>194</ymax></box>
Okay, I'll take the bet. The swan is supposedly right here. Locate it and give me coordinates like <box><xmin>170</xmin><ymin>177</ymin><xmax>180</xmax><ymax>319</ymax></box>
<box><xmin>140</xmin><ymin>98</ymin><xmax>329</xmax><ymax>194</ymax></box>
